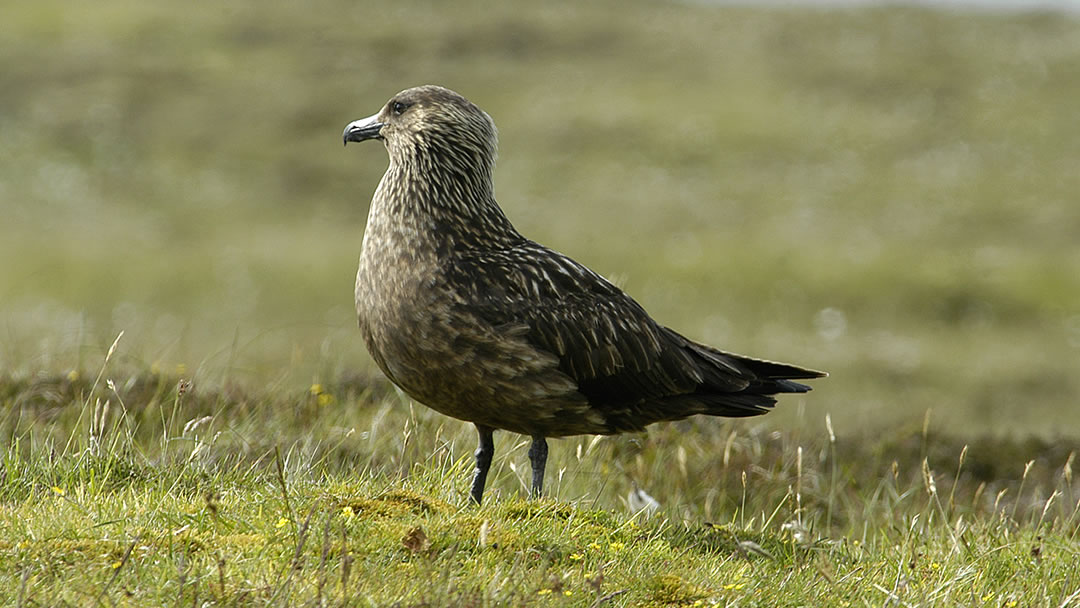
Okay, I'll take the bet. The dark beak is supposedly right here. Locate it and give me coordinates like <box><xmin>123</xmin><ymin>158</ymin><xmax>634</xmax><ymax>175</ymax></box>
<box><xmin>342</xmin><ymin>114</ymin><xmax>384</xmax><ymax>146</ymax></box>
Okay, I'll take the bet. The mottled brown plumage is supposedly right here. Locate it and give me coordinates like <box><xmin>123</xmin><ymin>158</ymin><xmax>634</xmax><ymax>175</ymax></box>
<box><xmin>343</xmin><ymin>85</ymin><xmax>825</xmax><ymax>505</ymax></box>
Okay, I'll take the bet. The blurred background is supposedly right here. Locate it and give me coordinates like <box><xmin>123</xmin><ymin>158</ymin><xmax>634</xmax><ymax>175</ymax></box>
<box><xmin>2</xmin><ymin>0</ymin><xmax>1078</xmax><ymax>438</ymax></box>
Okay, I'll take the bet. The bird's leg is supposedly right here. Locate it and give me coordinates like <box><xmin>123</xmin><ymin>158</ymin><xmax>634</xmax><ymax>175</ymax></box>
<box><xmin>528</xmin><ymin>436</ymin><xmax>548</xmax><ymax>498</ymax></box>
<box><xmin>470</xmin><ymin>425</ymin><xmax>495</xmax><ymax>505</ymax></box>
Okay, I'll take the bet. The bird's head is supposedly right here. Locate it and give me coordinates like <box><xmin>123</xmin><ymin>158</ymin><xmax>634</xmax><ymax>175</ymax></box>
<box><xmin>343</xmin><ymin>85</ymin><xmax>497</xmax><ymax>172</ymax></box>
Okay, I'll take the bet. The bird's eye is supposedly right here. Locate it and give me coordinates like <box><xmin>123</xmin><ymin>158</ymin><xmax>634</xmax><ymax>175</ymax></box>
<box><xmin>391</xmin><ymin>101</ymin><xmax>409</xmax><ymax>115</ymax></box>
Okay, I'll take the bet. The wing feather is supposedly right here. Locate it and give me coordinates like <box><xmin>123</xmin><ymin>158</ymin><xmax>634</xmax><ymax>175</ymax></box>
<box><xmin>445</xmin><ymin>240</ymin><xmax>823</xmax><ymax>435</ymax></box>
<box><xmin>448</xmin><ymin>242</ymin><xmax>737</xmax><ymax>407</ymax></box>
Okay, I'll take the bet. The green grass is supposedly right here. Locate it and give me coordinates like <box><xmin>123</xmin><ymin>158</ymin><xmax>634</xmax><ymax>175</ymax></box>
<box><xmin>2</xmin><ymin>372</ymin><xmax>1078</xmax><ymax>606</ymax></box>
<box><xmin>3</xmin><ymin>0</ymin><xmax>1080</xmax><ymax>604</ymax></box>
<box><xmin>2</xmin><ymin>348</ymin><xmax>1079</xmax><ymax>605</ymax></box>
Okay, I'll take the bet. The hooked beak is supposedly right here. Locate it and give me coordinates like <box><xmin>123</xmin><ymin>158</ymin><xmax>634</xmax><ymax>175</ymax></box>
<box><xmin>342</xmin><ymin>114</ymin><xmax>385</xmax><ymax>146</ymax></box>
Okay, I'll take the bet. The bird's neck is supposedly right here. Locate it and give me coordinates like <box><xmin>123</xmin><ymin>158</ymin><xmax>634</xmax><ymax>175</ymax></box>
<box><xmin>373</xmin><ymin>155</ymin><xmax>523</xmax><ymax>253</ymax></box>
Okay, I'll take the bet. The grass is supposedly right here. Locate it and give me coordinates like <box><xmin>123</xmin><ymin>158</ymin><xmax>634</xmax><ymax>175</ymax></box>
<box><xmin>2</xmin><ymin>341</ymin><xmax>1079</xmax><ymax>605</ymax></box>
<box><xmin>3</xmin><ymin>0</ymin><xmax>1080</xmax><ymax>604</ymax></box>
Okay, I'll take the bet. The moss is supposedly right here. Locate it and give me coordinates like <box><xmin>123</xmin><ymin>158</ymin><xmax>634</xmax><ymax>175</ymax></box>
<box><xmin>341</xmin><ymin>489</ymin><xmax>449</xmax><ymax>519</ymax></box>
<box><xmin>644</xmin><ymin>574</ymin><xmax>709</xmax><ymax>607</ymax></box>
<box><xmin>500</xmin><ymin>498</ymin><xmax>576</xmax><ymax>522</ymax></box>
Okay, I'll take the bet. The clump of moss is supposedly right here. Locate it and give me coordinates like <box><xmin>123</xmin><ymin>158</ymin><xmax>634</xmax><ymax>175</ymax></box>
<box><xmin>644</xmin><ymin>573</ymin><xmax>708</xmax><ymax>607</ymax></box>
<box><xmin>501</xmin><ymin>498</ymin><xmax>576</xmax><ymax>522</ymax></box>
<box><xmin>340</xmin><ymin>489</ymin><xmax>448</xmax><ymax>519</ymax></box>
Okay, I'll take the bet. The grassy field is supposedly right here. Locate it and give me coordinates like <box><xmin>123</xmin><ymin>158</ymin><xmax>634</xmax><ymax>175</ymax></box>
<box><xmin>2</xmin><ymin>360</ymin><xmax>1078</xmax><ymax>605</ymax></box>
<box><xmin>2</xmin><ymin>0</ymin><xmax>1080</xmax><ymax>605</ymax></box>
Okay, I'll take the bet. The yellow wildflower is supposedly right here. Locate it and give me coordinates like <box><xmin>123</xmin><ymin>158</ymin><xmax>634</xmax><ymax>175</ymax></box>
<box><xmin>276</xmin><ymin>517</ymin><xmax>290</xmax><ymax>528</ymax></box>
<box><xmin>52</xmin><ymin>486</ymin><xmax>65</xmax><ymax>496</ymax></box>
<box><xmin>537</xmin><ymin>589</ymin><xmax>552</xmax><ymax>596</ymax></box>
<box><xmin>569</xmin><ymin>553</ymin><xmax>583</xmax><ymax>561</ymax></box>
<box><xmin>310</xmin><ymin>383</ymin><xmax>323</xmax><ymax>396</ymax></box>
<box><xmin>609</xmin><ymin>541</ymin><xmax>624</xmax><ymax>551</ymax></box>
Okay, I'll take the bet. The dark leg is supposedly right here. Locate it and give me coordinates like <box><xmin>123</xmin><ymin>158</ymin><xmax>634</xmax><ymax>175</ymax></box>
<box><xmin>470</xmin><ymin>425</ymin><xmax>494</xmax><ymax>505</ymax></box>
<box><xmin>528</xmin><ymin>436</ymin><xmax>548</xmax><ymax>498</ymax></box>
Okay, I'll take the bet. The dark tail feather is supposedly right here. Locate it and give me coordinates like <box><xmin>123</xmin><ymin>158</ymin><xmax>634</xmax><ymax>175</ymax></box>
<box><xmin>718</xmin><ymin>354</ymin><xmax>822</xmax><ymax>396</ymax></box>
<box><xmin>689</xmin><ymin>375</ymin><xmax>810</xmax><ymax>418</ymax></box>
<box><xmin>725</xmin><ymin>353</ymin><xmax>827</xmax><ymax>382</ymax></box>
<box><xmin>651</xmin><ymin>326</ymin><xmax>824</xmax><ymax>420</ymax></box>
<box><xmin>663</xmin><ymin>327</ymin><xmax>825</xmax><ymax>393</ymax></box>
<box><xmin>773</xmin><ymin>378</ymin><xmax>814</xmax><ymax>393</ymax></box>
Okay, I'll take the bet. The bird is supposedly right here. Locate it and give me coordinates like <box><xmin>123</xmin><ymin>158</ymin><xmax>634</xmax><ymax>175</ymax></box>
<box><xmin>343</xmin><ymin>85</ymin><xmax>825</xmax><ymax>505</ymax></box>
